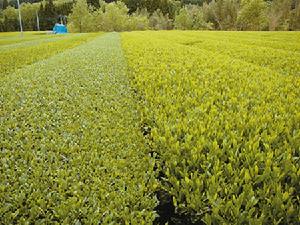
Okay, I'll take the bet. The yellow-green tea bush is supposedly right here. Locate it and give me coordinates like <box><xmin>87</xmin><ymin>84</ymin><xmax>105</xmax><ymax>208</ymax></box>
<box><xmin>0</xmin><ymin>33</ymin><xmax>157</xmax><ymax>224</ymax></box>
<box><xmin>161</xmin><ymin>31</ymin><xmax>300</xmax><ymax>76</ymax></box>
<box><xmin>0</xmin><ymin>33</ymin><xmax>99</xmax><ymax>76</ymax></box>
<box><xmin>0</xmin><ymin>32</ymin><xmax>52</xmax><ymax>46</ymax></box>
<box><xmin>121</xmin><ymin>31</ymin><xmax>300</xmax><ymax>224</ymax></box>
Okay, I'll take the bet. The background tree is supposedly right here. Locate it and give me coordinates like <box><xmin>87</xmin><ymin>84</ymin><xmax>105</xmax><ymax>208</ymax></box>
<box><xmin>21</xmin><ymin>2</ymin><xmax>40</xmax><ymax>30</ymax></box>
<box><xmin>149</xmin><ymin>9</ymin><xmax>172</xmax><ymax>29</ymax></box>
<box><xmin>161</xmin><ymin>0</ymin><xmax>181</xmax><ymax>19</ymax></box>
<box><xmin>191</xmin><ymin>4</ymin><xmax>212</xmax><ymax>29</ymax></box>
<box><xmin>8</xmin><ymin>0</ymin><xmax>18</xmax><ymax>8</ymax></box>
<box><xmin>39</xmin><ymin>0</ymin><xmax>57</xmax><ymax>30</ymax></box>
<box><xmin>237</xmin><ymin>0</ymin><xmax>268</xmax><ymax>30</ymax></box>
<box><xmin>180</xmin><ymin>0</ymin><xmax>206</xmax><ymax>5</ymax></box>
<box><xmin>126</xmin><ymin>9</ymin><xmax>149</xmax><ymax>30</ymax></box>
<box><xmin>268</xmin><ymin>0</ymin><xmax>293</xmax><ymax>30</ymax></box>
<box><xmin>56</xmin><ymin>2</ymin><xmax>73</xmax><ymax>18</ymax></box>
<box><xmin>121</xmin><ymin>0</ymin><xmax>142</xmax><ymax>13</ymax></box>
<box><xmin>68</xmin><ymin>0</ymin><xmax>93</xmax><ymax>32</ymax></box>
<box><xmin>175</xmin><ymin>4</ymin><xmax>212</xmax><ymax>29</ymax></box>
<box><xmin>0</xmin><ymin>0</ymin><xmax>299</xmax><ymax>32</ymax></box>
<box><xmin>174</xmin><ymin>5</ymin><xmax>194</xmax><ymax>29</ymax></box>
<box><xmin>87</xmin><ymin>0</ymin><xmax>100</xmax><ymax>9</ymax></box>
<box><xmin>101</xmin><ymin>1</ymin><xmax>129</xmax><ymax>31</ymax></box>
<box><xmin>121</xmin><ymin>0</ymin><xmax>180</xmax><ymax>16</ymax></box>
<box><xmin>208</xmin><ymin>0</ymin><xmax>238</xmax><ymax>30</ymax></box>
<box><xmin>2</xmin><ymin>0</ymin><xmax>8</xmax><ymax>10</ymax></box>
<box><xmin>3</xmin><ymin>6</ymin><xmax>18</xmax><ymax>31</ymax></box>
<box><xmin>290</xmin><ymin>0</ymin><xmax>300</xmax><ymax>29</ymax></box>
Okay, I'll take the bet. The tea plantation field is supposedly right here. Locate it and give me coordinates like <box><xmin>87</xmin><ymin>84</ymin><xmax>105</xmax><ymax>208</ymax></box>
<box><xmin>1</xmin><ymin>31</ymin><xmax>299</xmax><ymax>224</ymax></box>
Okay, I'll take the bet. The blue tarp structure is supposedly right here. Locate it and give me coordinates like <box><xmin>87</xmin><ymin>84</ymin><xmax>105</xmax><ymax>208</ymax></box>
<box><xmin>53</xmin><ymin>23</ymin><xmax>68</xmax><ymax>34</ymax></box>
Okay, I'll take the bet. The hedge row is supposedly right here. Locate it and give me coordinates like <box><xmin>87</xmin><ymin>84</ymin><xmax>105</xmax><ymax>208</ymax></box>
<box><xmin>0</xmin><ymin>33</ymin><xmax>157</xmax><ymax>224</ymax></box>
<box><xmin>121</xmin><ymin>31</ymin><xmax>300</xmax><ymax>224</ymax></box>
<box><xmin>0</xmin><ymin>32</ymin><xmax>56</xmax><ymax>46</ymax></box>
<box><xmin>163</xmin><ymin>31</ymin><xmax>300</xmax><ymax>76</ymax></box>
<box><xmin>0</xmin><ymin>32</ymin><xmax>99</xmax><ymax>76</ymax></box>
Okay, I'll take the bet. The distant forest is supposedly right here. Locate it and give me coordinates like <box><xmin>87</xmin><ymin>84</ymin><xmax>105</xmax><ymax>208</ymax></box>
<box><xmin>0</xmin><ymin>0</ymin><xmax>300</xmax><ymax>32</ymax></box>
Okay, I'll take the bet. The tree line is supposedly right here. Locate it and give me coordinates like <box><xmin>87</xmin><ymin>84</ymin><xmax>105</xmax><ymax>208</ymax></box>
<box><xmin>0</xmin><ymin>0</ymin><xmax>73</xmax><ymax>31</ymax></box>
<box><xmin>0</xmin><ymin>0</ymin><xmax>300</xmax><ymax>32</ymax></box>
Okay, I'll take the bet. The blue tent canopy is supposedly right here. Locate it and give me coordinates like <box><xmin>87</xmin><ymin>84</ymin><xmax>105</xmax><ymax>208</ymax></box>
<box><xmin>53</xmin><ymin>23</ymin><xmax>68</xmax><ymax>34</ymax></box>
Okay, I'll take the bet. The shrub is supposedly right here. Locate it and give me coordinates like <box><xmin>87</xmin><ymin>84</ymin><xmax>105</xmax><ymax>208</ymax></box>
<box><xmin>122</xmin><ymin>30</ymin><xmax>300</xmax><ymax>224</ymax></box>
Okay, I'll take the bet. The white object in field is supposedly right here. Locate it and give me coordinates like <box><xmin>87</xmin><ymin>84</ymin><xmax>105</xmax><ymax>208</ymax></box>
<box><xmin>16</xmin><ymin>0</ymin><xmax>23</xmax><ymax>36</ymax></box>
<box><xmin>36</xmin><ymin>10</ymin><xmax>40</xmax><ymax>31</ymax></box>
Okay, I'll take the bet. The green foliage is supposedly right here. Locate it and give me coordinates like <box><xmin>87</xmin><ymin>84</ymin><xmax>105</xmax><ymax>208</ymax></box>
<box><xmin>20</xmin><ymin>3</ymin><xmax>40</xmax><ymax>31</ymax></box>
<box><xmin>0</xmin><ymin>31</ymin><xmax>55</xmax><ymax>45</ymax></box>
<box><xmin>121</xmin><ymin>30</ymin><xmax>300</xmax><ymax>224</ymax></box>
<box><xmin>0</xmin><ymin>33</ymin><xmax>157</xmax><ymax>223</ymax></box>
<box><xmin>204</xmin><ymin>0</ymin><xmax>239</xmax><ymax>30</ymax></box>
<box><xmin>237</xmin><ymin>0</ymin><xmax>268</xmax><ymax>30</ymax></box>
<box><xmin>290</xmin><ymin>0</ymin><xmax>300</xmax><ymax>30</ymax></box>
<box><xmin>181</xmin><ymin>0</ymin><xmax>205</xmax><ymax>5</ymax></box>
<box><xmin>69</xmin><ymin>0</ymin><xmax>150</xmax><ymax>32</ymax></box>
<box><xmin>121</xmin><ymin>0</ymin><xmax>180</xmax><ymax>16</ymax></box>
<box><xmin>40</xmin><ymin>0</ymin><xmax>58</xmax><ymax>30</ymax></box>
<box><xmin>149</xmin><ymin>9</ymin><xmax>172</xmax><ymax>29</ymax></box>
<box><xmin>2</xmin><ymin>0</ymin><xmax>8</xmax><ymax>10</ymax></box>
<box><xmin>2</xmin><ymin>6</ymin><xmax>18</xmax><ymax>31</ymax></box>
<box><xmin>127</xmin><ymin>11</ymin><xmax>150</xmax><ymax>30</ymax></box>
<box><xmin>1</xmin><ymin>0</ymin><xmax>300</xmax><ymax>31</ymax></box>
<box><xmin>174</xmin><ymin>4</ymin><xmax>212</xmax><ymax>29</ymax></box>
<box><xmin>0</xmin><ymin>33</ymin><xmax>99</xmax><ymax>76</ymax></box>
<box><xmin>173</xmin><ymin>31</ymin><xmax>300</xmax><ymax>75</ymax></box>
<box><xmin>1</xmin><ymin>3</ymin><xmax>40</xmax><ymax>31</ymax></box>
<box><xmin>68</xmin><ymin>0</ymin><xmax>94</xmax><ymax>32</ymax></box>
<box><xmin>101</xmin><ymin>1</ymin><xmax>129</xmax><ymax>31</ymax></box>
<box><xmin>174</xmin><ymin>6</ymin><xmax>194</xmax><ymax>29</ymax></box>
<box><xmin>267</xmin><ymin>0</ymin><xmax>292</xmax><ymax>30</ymax></box>
<box><xmin>0</xmin><ymin>0</ymin><xmax>73</xmax><ymax>32</ymax></box>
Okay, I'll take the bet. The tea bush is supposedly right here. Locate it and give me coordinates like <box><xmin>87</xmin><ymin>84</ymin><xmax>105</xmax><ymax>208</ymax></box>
<box><xmin>0</xmin><ymin>33</ymin><xmax>99</xmax><ymax>76</ymax></box>
<box><xmin>0</xmin><ymin>32</ymin><xmax>55</xmax><ymax>46</ymax></box>
<box><xmin>162</xmin><ymin>31</ymin><xmax>300</xmax><ymax>76</ymax></box>
<box><xmin>121</xmin><ymin>31</ymin><xmax>300</xmax><ymax>224</ymax></box>
<box><xmin>0</xmin><ymin>33</ymin><xmax>157</xmax><ymax>224</ymax></box>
